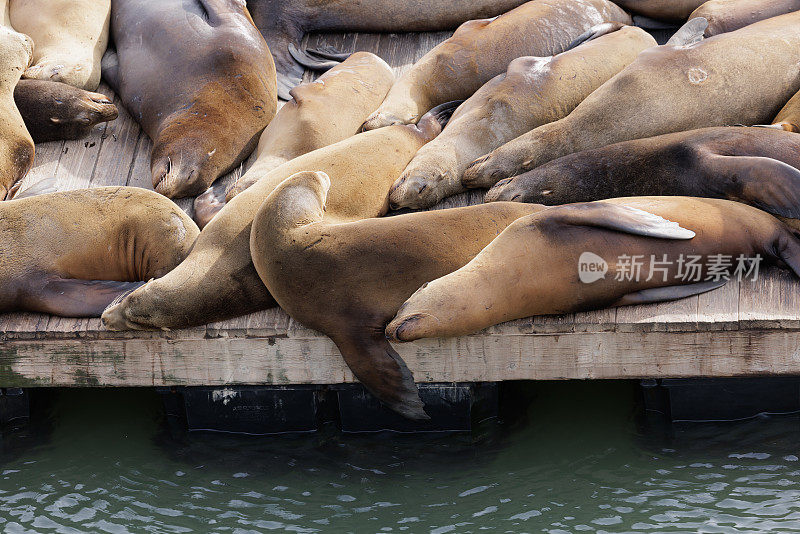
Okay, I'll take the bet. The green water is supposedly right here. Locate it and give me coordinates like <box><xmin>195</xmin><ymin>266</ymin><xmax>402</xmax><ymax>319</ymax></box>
<box><xmin>1</xmin><ymin>383</ymin><xmax>799</xmax><ymax>533</ymax></box>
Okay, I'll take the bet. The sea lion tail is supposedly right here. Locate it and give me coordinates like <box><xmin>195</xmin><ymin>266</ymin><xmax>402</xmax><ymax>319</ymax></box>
<box><xmin>332</xmin><ymin>330</ymin><xmax>429</xmax><ymax>421</ymax></box>
<box><xmin>666</xmin><ymin>17</ymin><xmax>708</xmax><ymax>47</ymax></box>
<box><xmin>565</xmin><ymin>22</ymin><xmax>625</xmax><ymax>51</ymax></box>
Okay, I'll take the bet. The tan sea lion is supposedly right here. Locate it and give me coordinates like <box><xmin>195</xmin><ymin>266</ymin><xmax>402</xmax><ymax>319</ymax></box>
<box><xmin>0</xmin><ymin>187</ymin><xmax>199</xmax><ymax>316</ymax></box>
<box><xmin>485</xmin><ymin>127</ymin><xmax>800</xmax><ymax>229</ymax></box>
<box><xmin>613</xmin><ymin>0</ymin><xmax>706</xmax><ymax>21</ymax></box>
<box><xmin>247</xmin><ymin>0</ymin><xmax>534</xmax><ymax>100</ymax></box>
<box><xmin>249</xmin><ymin>170</ymin><xmax>542</xmax><ymax>419</ymax></box>
<box><xmin>14</xmin><ymin>79</ymin><xmax>118</xmax><ymax>142</ymax></box>
<box><xmin>361</xmin><ymin>0</ymin><xmax>632</xmax><ymax>131</ymax></box>
<box><xmin>100</xmin><ymin>105</ymin><xmax>455</xmax><ymax>331</ymax></box>
<box><xmin>461</xmin><ymin>12</ymin><xmax>800</xmax><ymax>189</ymax></box>
<box><xmin>768</xmin><ymin>89</ymin><xmax>800</xmax><ymax>132</ymax></box>
<box><xmin>387</xmin><ymin>197</ymin><xmax>800</xmax><ymax>341</ymax></box>
<box><xmin>11</xmin><ymin>0</ymin><xmax>110</xmax><ymax>91</ymax></box>
<box><xmin>388</xmin><ymin>23</ymin><xmax>656</xmax><ymax>209</ymax></box>
<box><xmin>193</xmin><ymin>52</ymin><xmax>395</xmax><ymax>229</ymax></box>
<box><xmin>690</xmin><ymin>0</ymin><xmax>800</xmax><ymax>37</ymax></box>
<box><xmin>103</xmin><ymin>0</ymin><xmax>277</xmax><ymax>199</ymax></box>
<box><xmin>0</xmin><ymin>25</ymin><xmax>34</xmax><ymax>201</ymax></box>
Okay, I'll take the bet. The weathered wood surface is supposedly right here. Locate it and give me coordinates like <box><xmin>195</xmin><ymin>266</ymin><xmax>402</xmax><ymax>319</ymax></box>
<box><xmin>1</xmin><ymin>29</ymin><xmax>799</xmax><ymax>387</ymax></box>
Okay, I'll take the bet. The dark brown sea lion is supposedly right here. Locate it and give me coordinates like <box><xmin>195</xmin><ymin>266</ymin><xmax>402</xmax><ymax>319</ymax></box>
<box><xmin>247</xmin><ymin>0</ymin><xmax>536</xmax><ymax>100</ymax></box>
<box><xmin>690</xmin><ymin>0</ymin><xmax>800</xmax><ymax>37</ymax></box>
<box><xmin>485</xmin><ymin>127</ymin><xmax>800</xmax><ymax>230</ymax></box>
<box><xmin>0</xmin><ymin>187</ymin><xmax>199</xmax><ymax>316</ymax></box>
<box><xmin>102</xmin><ymin>0</ymin><xmax>277</xmax><ymax>199</ymax></box>
<box><xmin>461</xmin><ymin>12</ymin><xmax>800</xmax><ymax>190</ymax></box>
<box><xmin>387</xmin><ymin>197</ymin><xmax>800</xmax><ymax>341</ymax></box>
<box><xmin>250</xmin><ymin>170</ymin><xmax>542</xmax><ymax>419</ymax></box>
<box><xmin>14</xmin><ymin>79</ymin><xmax>118</xmax><ymax>142</ymax></box>
<box><xmin>362</xmin><ymin>0</ymin><xmax>632</xmax><ymax>130</ymax></box>
<box><xmin>12</xmin><ymin>0</ymin><xmax>110</xmax><ymax>90</ymax></box>
<box><xmin>387</xmin><ymin>23</ymin><xmax>656</xmax><ymax>209</ymax></box>
<box><xmin>100</xmin><ymin>105</ymin><xmax>454</xmax><ymax>331</ymax></box>
<box><xmin>192</xmin><ymin>51</ymin><xmax>395</xmax><ymax>229</ymax></box>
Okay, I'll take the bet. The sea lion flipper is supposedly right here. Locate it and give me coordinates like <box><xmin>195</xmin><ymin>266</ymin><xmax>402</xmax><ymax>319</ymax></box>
<box><xmin>332</xmin><ymin>331</ymin><xmax>429</xmax><ymax>421</ymax></box>
<box><xmin>100</xmin><ymin>47</ymin><xmax>119</xmax><ymax>92</ymax></box>
<box><xmin>666</xmin><ymin>17</ymin><xmax>708</xmax><ymax>47</ymax></box>
<box><xmin>612</xmin><ymin>280</ymin><xmax>727</xmax><ymax>307</ymax></box>
<box><xmin>565</xmin><ymin>22</ymin><xmax>625</xmax><ymax>51</ymax></box>
<box><xmin>31</xmin><ymin>278</ymin><xmax>145</xmax><ymax>317</ymax></box>
<box><xmin>706</xmin><ymin>155</ymin><xmax>800</xmax><ymax>219</ymax></box>
<box><xmin>13</xmin><ymin>176</ymin><xmax>57</xmax><ymax>199</ymax></box>
<box><xmin>549</xmin><ymin>203</ymin><xmax>696</xmax><ymax>239</ymax></box>
<box><xmin>288</xmin><ymin>44</ymin><xmax>342</xmax><ymax>71</ymax></box>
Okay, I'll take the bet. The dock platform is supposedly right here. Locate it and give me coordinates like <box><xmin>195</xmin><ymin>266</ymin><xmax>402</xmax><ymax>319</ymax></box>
<box><xmin>2</xmin><ymin>29</ymin><xmax>800</xmax><ymax>389</ymax></box>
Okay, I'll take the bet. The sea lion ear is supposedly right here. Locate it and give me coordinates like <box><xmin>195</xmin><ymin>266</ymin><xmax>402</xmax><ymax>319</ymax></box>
<box><xmin>702</xmin><ymin>155</ymin><xmax>800</xmax><ymax>219</ymax></box>
<box><xmin>548</xmin><ymin>203</ymin><xmax>696</xmax><ymax>239</ymax></box>
<box><xmin>565</xmin><ymin>22</ymin><xmax>625</xmax><ymax>51</ymax></box>
<box><xmin>666</xmin><ymin>17</ymin><xmax>708</xmax><ymax>46</ymax></box>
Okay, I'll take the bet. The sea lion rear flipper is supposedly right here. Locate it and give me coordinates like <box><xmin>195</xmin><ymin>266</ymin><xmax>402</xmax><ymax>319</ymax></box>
<box><xmin>703</xmin><ymin>155</ymin><xmax>800</xmax><ymax>219</ymax></box>
<box><xmin>29</xmin><ymin>278</ymin><xmax>145</xmax><ymax>317</ymax></box>
<box><xmin>565</xmin><ymin>22</ymin><xmax>625</xmax><ymax>51</ymax></box>
<box><xmin>100</xmin><ymin>47</ymin><xmax>119</xmax><ymax>92</ymax></box>
<box><xmin>549</xmin><ymin>203</ymin><xmax>695</xmax><ymax>239</ymax></box>
<box><xmin>666</xmin><ymin>17</ymin><xmax>708</xmax><ymax>46</ymax></box>
<box><xmin>13</xmin><ymin>176</ymin><xmax>57</xmax><ymax>199</ymax></box>
<box><xmin>612</xmin><ymin>280</ymin><xmax>727</xmax><ymax>307</ymax></box>
<box><xmin>332</xmin><ymin>330</ymin><xmax>429</xmax><ymax>421</ymax></box>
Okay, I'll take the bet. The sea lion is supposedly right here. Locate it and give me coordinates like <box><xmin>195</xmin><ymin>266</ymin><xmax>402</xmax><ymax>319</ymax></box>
<box><xmin>193</xmin><ymin>52</ymin><xmax>395</xmax><ymax>229</ymax></box>
<box><xmin>100</xmin><ymin>105</ymin><xmax>454</xmax><ymax>331</ymax></box>
<box><xmin>485</xmin><ymin>127</ymin><xmax>800</xmax><ymax>229</ymax></box>
<box><xmin>11</xmin><ymin>0</ymin><xmax>110</xmax><ymax>91</ymax></box>
<box><xmin>0</xmin><ymin>25</ymin><xmax>34</xmax><ymax>201</ymax></box>
<box><xmin>768</xmin><ymin>89</ymin><xmax>800</xmax><ymax>132</ymax></box>
<box><xmin>247</xmin><ymin>0</ymin><xmax>534</xmax><ymax>100</ymax></box>
<box><xmin>690</xmin><ymin>0</ymin><xmax>800</xmax><ymax>37</ymax></box>
<box><xmin>14</xmin><ymin>79</ymin><xmax>118</xmax><ymax>142</ymax></box>
<box><xmin>387</xmin><ymin>197</ymin><xmax>800</xmax><ymax>341</ymax></box>
<box><xmin>103</xmin><ymin>0</ymin><xmax>277</xmax><ymax>199</ymax></box>
<box><xmin>388</xmin><ymin>23</ymin><xmax>656</xmax><ymax>209</ymax></box>
<box><xmin>0</xmin><ymin>187</ymin><xmax>199</xmax><ymax>316</ymax></box>
<box><xmin>461</xmin><ymin>12</ymin><xmax>800</xmax><ymax>189</ymax></box>
<box><xmin>361</xmin><ymin>0</ymin><xmax>632</xmax><ymax>131</ymax></box>
<box><xmin>249</xmin><ymin>170</ymin><xmax>542</xmax><ymax>418</ymax></box>
<box><xmin>612</xmin><ymin>0</ymin><xmax>706</xmax><ymax>21</ymax></box>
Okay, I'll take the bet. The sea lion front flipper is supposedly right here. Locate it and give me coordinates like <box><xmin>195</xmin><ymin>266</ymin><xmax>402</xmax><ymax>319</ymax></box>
<box><xmin>548</xmin><ymin>203</ymin><xmax>696</xmax><ymax>239</ymax></box>
<box><xmin>565</xmin><ymin>22</ymin><xmax>625</xmax><ymax>51</ymax></box>
<box><xmin>288</xmin><ymin>44</ymin><xmax>342</xmax><ymax>71</ymax></box>
<box><xmin>100</xmin><ymin>47</ymin><xmax>119</xmax><ymax>92</ymax></box>
<box><xmin>666</xmin><ymin>17</ymin><xmax>708</xmax><ymax>47</ymax></box>
<box><xmin>332</xmin><ymin>330</ymin><xmax>429</xmax><ymax>421</ymax></box>
<box><xmin>702</xmin><ymin>155</ymin><xmax>800</xmax><ymax>219</ymax></box>
<box><xmin>29</xmin><ymin>278</ymin><xmax>145</xmax><ymax>317</ymax></box>
<box><xmin>13</xmin><ymin>176</ymin><xmax>57</xmax><ymax>199</ymax></box>
<box><xmin>611</xmin><ymin>280</ymin><xmax>727</xmax><ymax>307</ymax></box>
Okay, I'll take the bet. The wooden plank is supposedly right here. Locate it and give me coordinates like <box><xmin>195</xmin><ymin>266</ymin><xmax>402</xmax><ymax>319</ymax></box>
<box><xmin>3</xmin><ymin>329</ymin><xmax>800</xmax><ymax>387</ymax></box>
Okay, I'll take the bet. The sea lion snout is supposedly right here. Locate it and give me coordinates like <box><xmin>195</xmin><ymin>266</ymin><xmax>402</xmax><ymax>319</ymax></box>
<box><xmin>151</xmin><ymin>149</ymin><xmax>210</xmax><ymax>199</ymax></box>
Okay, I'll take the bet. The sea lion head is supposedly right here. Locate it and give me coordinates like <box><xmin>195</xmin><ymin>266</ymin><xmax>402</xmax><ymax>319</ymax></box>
<box><xmin>150</xmin><ymin>128</ymin><xmax>226</xmax><ymax>199</ymax></box>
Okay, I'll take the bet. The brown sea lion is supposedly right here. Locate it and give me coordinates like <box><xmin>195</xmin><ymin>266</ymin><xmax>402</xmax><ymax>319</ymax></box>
<box><xmin>613</xmin><ymin>0</ymin><xmax>707</xmax><ymax>21</ymax></box>
<box><xmin>485</xmin><ymin>128</ymin><xmax>800</xmax><ymax>232</ymax></box>
<box><xmin>0</xmin><ymin>187</ymin><xmax>199</xmax><ymax>316</ymax></box>
<box><xmin>100</xmin><ymin>105</ymin><xmax>455</xmax><ymax>331</ymax></box>
<box><xmin>0</xmin><ymin>25</ymin><xmax>34</xmax><ymax>201</ymax></box>
<box><xmin>14</xmin><ymin>79</ymin><xmax>118</xmax><ymax>143</ymax></box>
<box><xmin>387</xmin><ymin>197</ymin><xmax>800</xmax><ymax>341</ymax></box>
<box><xmin>193</xmin><ymin>52</ymin><xmax>395</xmax><ymax>229</ymax></box>
<box><xmin>102</xmin><ymin>0</ymin><xmax>277</xmax><ymax>199</ymax></box>
<box><xmin>690</xmin><ymin>0</ymin><xmax>800</xmax><ymax>37</ymax></box>
<box><xmin>247</xmin><ymin>0</ymin><xmax>534</xmax><ymax>100</ymax></box>
<box><xmin>461</xmin><ymin>12</ymin><xmax>800</xmax><ymax>189</ymax></box>
<box><xmin>768</xmin><ymin>89</ymin><xmax>800</xmax><ymax>132</ymax></box>
<box><xmin>361</xmin><ymin>0</ymin><xmax>632</xmax><ymax>131</ymax></box>
<box><xmin>249</xmin><ymin>170</ymin><xmax>542</xmax><ymax>419</ymax></box>
<box><xmin>387</xmin><ymin>23</ymin><xmax>656</xmax><ymax>209</ymax></box>
<box><xmin>12</xmin><ymin>0</ymin><xmax>110</xmax><ymax>91</ymax></box>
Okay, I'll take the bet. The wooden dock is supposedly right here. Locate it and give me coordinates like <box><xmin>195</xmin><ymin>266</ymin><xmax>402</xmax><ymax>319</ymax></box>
<box><xmin>2</xmin><ymin>29</ymin><xmax>800</xmax><ymax>388</ymax></box>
